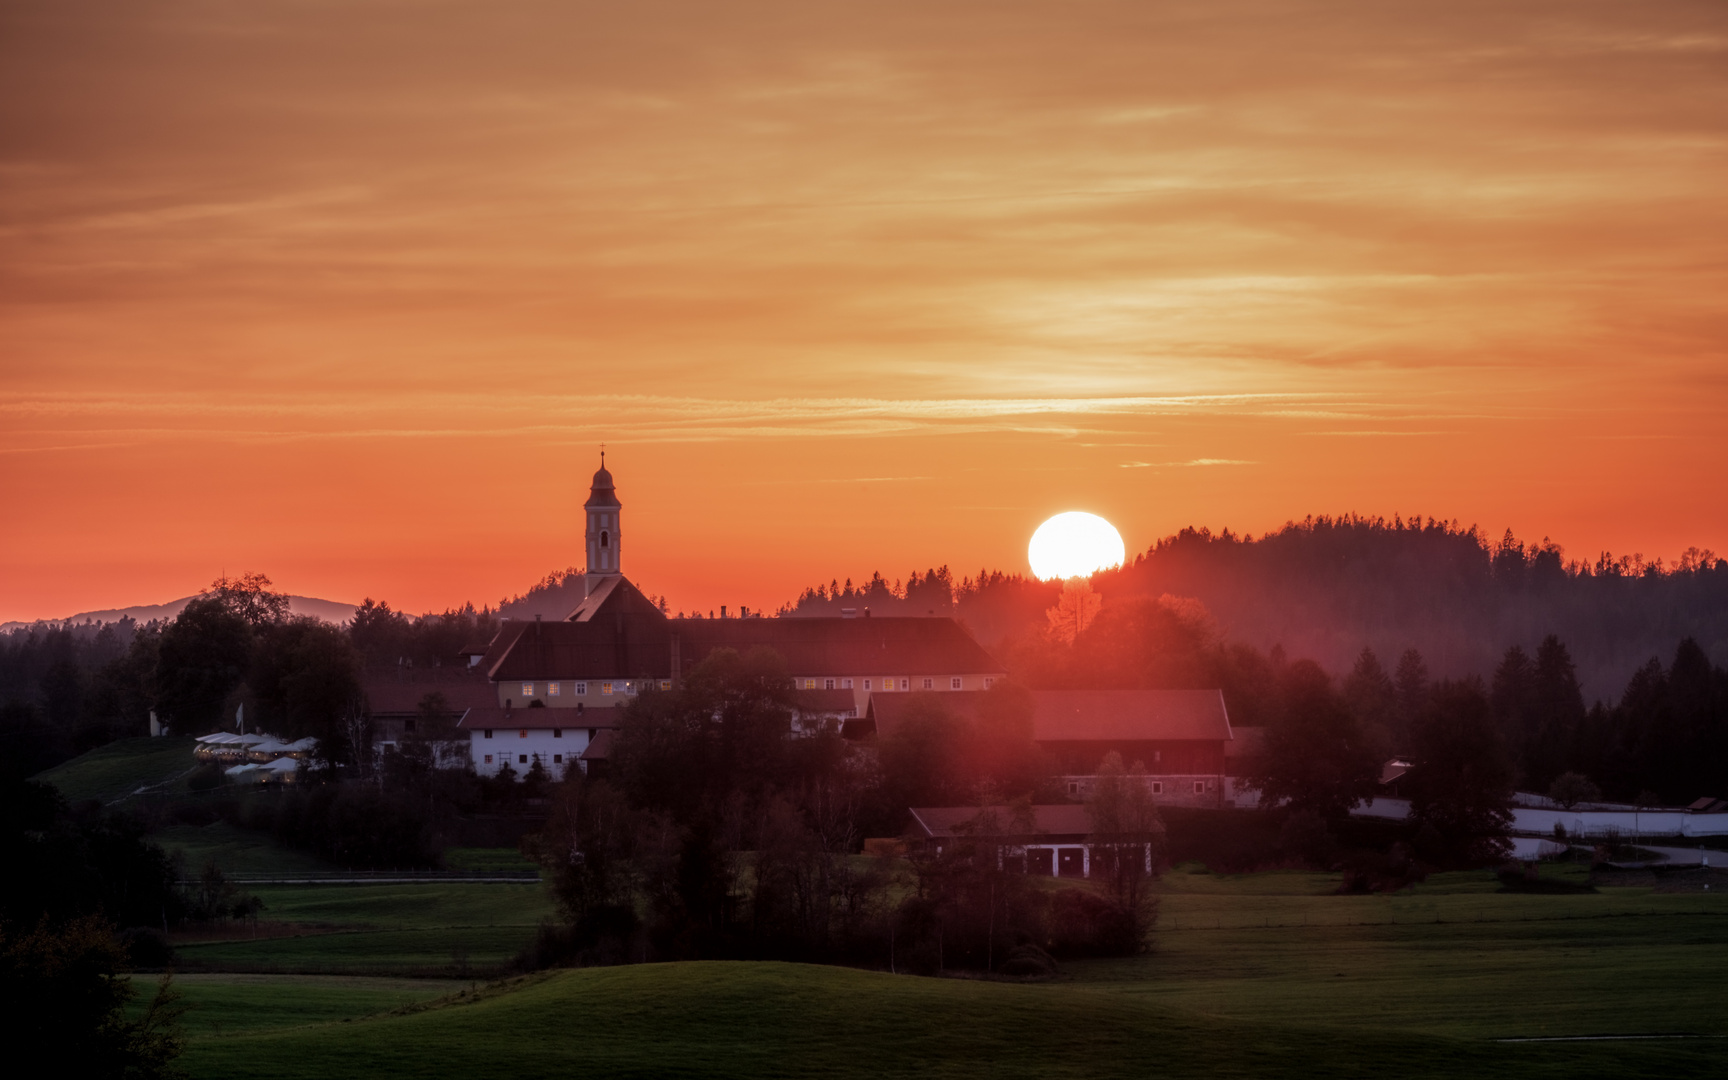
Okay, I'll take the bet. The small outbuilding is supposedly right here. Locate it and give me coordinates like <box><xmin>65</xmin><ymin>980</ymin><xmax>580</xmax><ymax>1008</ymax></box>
<box><xmin>906</xmin><ymin>804</ymin><xmax>1163</xmax><ymax>879</ymax></box>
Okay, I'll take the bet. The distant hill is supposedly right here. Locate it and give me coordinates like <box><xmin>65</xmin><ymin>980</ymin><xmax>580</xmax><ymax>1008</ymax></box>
<box><xmin>0</xmin><ymin>593</ymin><xmax>358</xmax><ymax>633</ymax></box>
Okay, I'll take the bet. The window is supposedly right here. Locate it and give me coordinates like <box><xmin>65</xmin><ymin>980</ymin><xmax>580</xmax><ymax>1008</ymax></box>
<box><xmin>484</xmin><ymin>754</ymin><xmax>493</xmax><ymax>764</ymax></box>
<box><xmin>553</xmin><ymin>754</ymin><xmax>562</xmax><ymax>764</ymax></box>
<box><xmin>950</xmin><ymin>677</ymin><xmax>962</xmax><ymax>690</ymax></box>
<box><xmin>520</xmin><ymin>754</ymin><xmax>528</xmax><ymax>764</ymax></box>
<box><xmin>548</xmin><ymin>682</ymin><xmax>560</xmax><ymax>696</ymax></box>
<box><xmin>842</xmin><ymin>678</ymin><xmax>853</xmax><ymax>689</ymax></box>
<box><xmin>602</xmin><ymin>682</ymin><xmax>614</xmax><ymax>695</ymax></box>
<box><xmin>576</xmin><ymin>682</ymin><xmax>587</xmax><ymax>695</ymax></box>
<box><xmin>404</xmin><ymin>718</ymin><xmax>416</xmax><ymax>732</ymax></box>
<box><xmin>922</xmin><ymin>678</ymin><xmax>934</xmax><ymax>690</ymax></box>
<box><xmin>983</xmin><ymin>677</ymin><xmax>995</xmax><ymax>689</ymax></box>
<box><xmin>519</xmin><ymin>730</ymin><xmax>528</xmax><ymax>738</ymax></box>
<box><xmin>1150</xmin><ymin>781</ymin><xmax>1163</xmax><ymax>795</ymax></box>
<box><xmin>900</xmin><ymin>678</ymin><xmax>909</xmax><ymax>691</ymax></box>
<box><xmin>802</xmin><ymin>678</ymin><xmax>816</xmax><ymax>690</ymax></box>
<box><xmin>553</xmin><ymin>729</ymin><xmax>563</xmax><ymax>738</ymax></box>
<box><xmin>521</xmin><ymin>682</ymin><xmax>534</xmax><ymax>697</ymax></box>
<box><xmin>1193</xmin><ymin>780</ymin><xmax>1205</xmax><ymax>795</ymax></box>
<box><xmin>484</xmin><ymin>729</ymin><xmax>493</xmax><ymax>739</ymax></box>
<box><xmin>825</xmin><ymin>678</ymin><xmax>835</xmax><ymax>690</ymax></box>
<box><xmin>660</xmin><ymin>680</ymin><xmax>671</xmax><ymax>690</ymax></box>
<box><xmin>601</xmin><ymin>531</ymin><xmax>609</xmax><ymax>548</ymax></box>
<box><xmin>1067</xmin><ymin>781</ymin><xmax>1079</xmax><ymax>796</ymax></box>
<box><xmin>863</xmin><ymin>679</ymin><xmax>871</xmax><ymax>690</ymax></box>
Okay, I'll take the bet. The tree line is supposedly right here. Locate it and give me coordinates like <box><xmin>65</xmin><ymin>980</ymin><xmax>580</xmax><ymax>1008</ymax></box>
<box><xmin>782</xmin><ymin>516</ymin><xmax>1728</xmax><ymax>699</ymax></box>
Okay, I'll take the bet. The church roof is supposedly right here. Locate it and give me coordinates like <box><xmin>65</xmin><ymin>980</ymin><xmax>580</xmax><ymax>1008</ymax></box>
<box><xmin>478</xmin><ymin>579</ymin><xmax>1003</xmax><ymax>681</ymax></box>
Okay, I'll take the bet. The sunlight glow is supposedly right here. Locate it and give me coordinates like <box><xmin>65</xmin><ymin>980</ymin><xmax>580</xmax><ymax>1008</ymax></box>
<box><xmin>1028</xmin><ymin>511</ymin><xmax>1126</xmax><ymax>581</ymax></box>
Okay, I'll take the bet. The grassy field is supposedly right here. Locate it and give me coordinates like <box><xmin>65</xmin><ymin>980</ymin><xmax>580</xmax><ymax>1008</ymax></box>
<box><xmin>143</xmin><ymin>864</ymin><xmax>1727</xmax><ymax>1078</ymax></box>
<box><xmin>35</xmin><ymin>735</ymin><xmax>198</xmax><ymax>802</ymax></box>
<box><xmin>169</xmin><ymin>962</ymin><xmax>1720</xmax><ymax>1080</ymax></box>
<box><xmin>155</xmin><ymin>821</ymin><xmax>344</xmax><ymax>876</ymax></box>
<box><xmin>173</xmin><ymin>883</ymin><xmax>553</xmax><ymax>975</ymax></box>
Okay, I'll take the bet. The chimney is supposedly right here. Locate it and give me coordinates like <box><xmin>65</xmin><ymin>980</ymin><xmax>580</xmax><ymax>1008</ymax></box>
<box><xmin>864</xmin><ymin>607</ymin><xmax>871</xmax><ymax>618</ymax></box>
<box><xmin>721</xmin><ymin>605</ymin><xmax>727</xmax><ymax>619</ymax></box>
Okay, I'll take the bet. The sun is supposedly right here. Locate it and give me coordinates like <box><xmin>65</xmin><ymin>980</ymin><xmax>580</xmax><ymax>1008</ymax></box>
<box><xmin>1028</xmin><ymin>511</ymin><xmax>1126</xmax><ymax>581</ymax></box>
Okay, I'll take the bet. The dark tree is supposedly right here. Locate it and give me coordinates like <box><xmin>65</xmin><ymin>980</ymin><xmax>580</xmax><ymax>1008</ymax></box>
<box><xmin>153</xmin><ymin>597</ymin><xmax>254</xmax><ymax>732</ymax></box>
<box><xmin>1392</xmin><ymin>648</ymin><xmax>1429</xmax><ymax>752</ymax></box>
<box><xmin>249</xmin><ymin>619</ymin><xmax>363</xmax><ymax>765</ymax></box>
<box><xmin>1406</xmin><ymin>679</ymin><xmax>1514</xmax><ymax>866</ymax></box>
<box><xmin>0</xmin><ymin>916</ymin><xmax>185</xmax><ymax>1079</ymax></box>
<box><xmin>1343</xmin><ymin>648</ymin><xmax>1397</xmax><ymax>746</ymax></box>
<box><xmin>1246</xmin><ymin>661</ymin><xmax>1382</xmax><ymax>820</ymax></box>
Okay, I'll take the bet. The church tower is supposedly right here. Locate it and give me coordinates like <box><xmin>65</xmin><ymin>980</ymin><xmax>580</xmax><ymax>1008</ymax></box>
<box><xmin>584</xmin><ymin>452</ymin><xmax>622</xmax><ymax>593</ymax></box>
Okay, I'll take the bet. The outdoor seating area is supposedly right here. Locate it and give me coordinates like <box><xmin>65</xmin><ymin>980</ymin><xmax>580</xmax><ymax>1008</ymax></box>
<box><xmin>194</xmin><ymin>732</ymin><xmax>317</xmax><ymax>784</ymax></box>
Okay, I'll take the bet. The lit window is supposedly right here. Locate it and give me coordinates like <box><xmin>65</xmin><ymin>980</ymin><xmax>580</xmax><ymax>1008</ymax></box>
<box><xmin>521</xmin><ymin>682</ymin><xmax>534</xmax><ymax>697</ymax></box>
<box><xmin>576</xmin><ymin>682</ymin><xmax>587</xmax><ymax>695</ymax></box>
<box><xmin>842</xmin><ymin>678</ymin><xmax>853</xmax><ymax>689</ymax></box>
<box><xmin>602</xmin><ymin>682</ymin><xmax>614</xmax><ymax>695</ymax></box>
<box><xmin>553</xmin><ymin>754</ymin><xmax>562</xmax><ymax>764</ymax></box>
<box><xmin>825</xmin><ymin>679</ymin><xmax>835</xmax><ymax>690</ymax></box>
<box><xmin>951</xmin><ymin>677</ymin><xmax>962</xmax><ymax>690</ymax></box>
<box><xmin>803</xmin><ymin>678</ymin><xmax>815</xmax><ymax>690</ymax></box>
<box><xmin>484</xmin><ymin>754</ymin><xmax>493</xmax><ymax>764</ymax></box>
<box><xmin>922</xmin><ymin>678</ymin><xmax>933</xmax><ymax>690</ymax></box>
<box><xmin>553</xmin><ymin>729</ymin><xmax>563</xmax><ymax>739</ymax></box>
<box><xmin>549</xmin><ymin>682</ymin><xmax>561</xmax><ymax>696</ymax></box>
<box><xmin>660</xmin><ymin>680</ymin><xmax>671</xmax><ymax>690</ymax></box>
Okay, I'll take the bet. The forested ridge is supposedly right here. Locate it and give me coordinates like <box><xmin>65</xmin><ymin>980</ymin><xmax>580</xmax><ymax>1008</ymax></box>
<box><xmin>785</xmin><ymin>515</ymin><xmax>1728</xmax><ymax>701</ymax></box>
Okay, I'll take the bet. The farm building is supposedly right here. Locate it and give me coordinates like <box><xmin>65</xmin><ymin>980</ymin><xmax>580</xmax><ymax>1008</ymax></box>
<box><xmin>870</xmin><ymin>688</ymin><xmax>1241</xmax><ymax>808</ymax></box>
<box><xmin>906</xmin><ymin>803</ymin><xmax>1164</xmax><ymax>878</ymax></box>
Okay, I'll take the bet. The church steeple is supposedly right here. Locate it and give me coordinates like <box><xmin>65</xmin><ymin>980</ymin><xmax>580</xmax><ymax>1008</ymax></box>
<box><xmin>584</xmin><ymin>451</ymin><xmax>621</xmax><ymax>592</ymax></box>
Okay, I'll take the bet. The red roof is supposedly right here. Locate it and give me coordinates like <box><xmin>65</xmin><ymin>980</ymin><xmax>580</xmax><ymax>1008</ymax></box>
<box><xmin>1031</xmin><ymin>690</ymin><xmax>1231</xmax><ymax>743</ymax></box>
<box><xmin>456</xmin><ymin>705</ymin><xmax>627</xmax><ymax>731</ymax></box>
<box><xmin>580</xmin><ymin>728</ymin><xmax>618</xmax><ymax>761</ymax></box>
<box><xmin>908</xmin><ymin>804</ymin><xmax>1160</xmax><ymax>840</ymax></box>
<box><xmin>866</xmin><ymin>691</ymin><xmax>992</xmax><ymax>738</ymax></box>
<box><xmin>363</xmin><ymin>677</ymin><xmax>498</xmax><ymax>716</ymax></box>
<box><xmin>682</xmin><ymin>617</ymin><xmax>1002</xmax><ymax>678</ymax></box>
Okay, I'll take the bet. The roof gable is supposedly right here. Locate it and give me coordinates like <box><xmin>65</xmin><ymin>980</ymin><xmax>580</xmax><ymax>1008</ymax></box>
<box><xmin>1031</xmin><ymin>690</ymin><xmax>1232</xmax><ymax>743</ymax></box>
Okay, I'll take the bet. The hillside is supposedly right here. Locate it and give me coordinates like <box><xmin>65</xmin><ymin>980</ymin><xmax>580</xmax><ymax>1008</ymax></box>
<box><xmin>174</xmin><ymin>957</ymin><xmax>1718</xmax><ymax>1079</ymax></box>
<box><xmin>33</xmin><ymin>735</ymin><xmax>198</xmax><ymax>803</ymax></box>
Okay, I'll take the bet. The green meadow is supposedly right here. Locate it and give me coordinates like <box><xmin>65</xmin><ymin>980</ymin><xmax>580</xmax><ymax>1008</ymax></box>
<box><xmin>140</xmin><ymin>863</ymin><xmax>1726</xmax><ymax>1079</ymax></box>
<box><xmin>36</xmin><ymin>735</ymin><xmax>199</xmax><ymax>803</ymax></box>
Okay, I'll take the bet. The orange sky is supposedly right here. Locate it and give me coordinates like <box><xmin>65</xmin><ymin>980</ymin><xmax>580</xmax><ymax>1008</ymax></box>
<box><xmin>2</xmin><ymin>1</ymin><xmax>1725</xmax><ymax>622</ymax></box>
